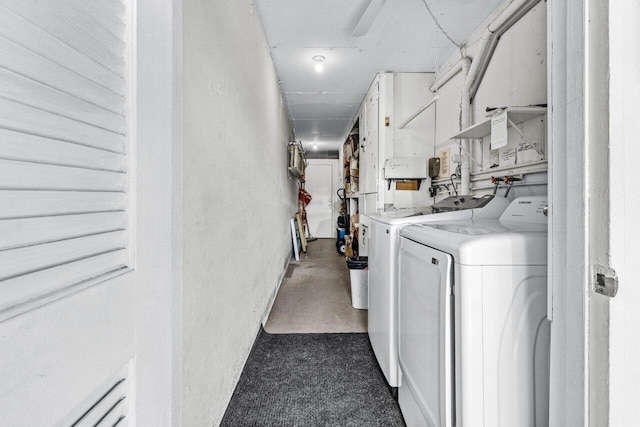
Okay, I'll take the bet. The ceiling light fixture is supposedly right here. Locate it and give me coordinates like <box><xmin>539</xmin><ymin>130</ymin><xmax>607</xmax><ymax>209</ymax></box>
<box><xmin>312</xmin><ymin>55</ymin><xmax>325</xmax><ymax>72</ymax></box>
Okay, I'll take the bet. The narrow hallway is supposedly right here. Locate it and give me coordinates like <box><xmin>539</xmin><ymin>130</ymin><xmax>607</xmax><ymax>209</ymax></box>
<box><xmin>221</xmin><ymin>239</ymin><xmax>405</xmax><ymax>426</ymax></box>
<box><xmin>265</xmin><ymin>238</ymin><xmax>367</xmax><ymax>334</ymax></box>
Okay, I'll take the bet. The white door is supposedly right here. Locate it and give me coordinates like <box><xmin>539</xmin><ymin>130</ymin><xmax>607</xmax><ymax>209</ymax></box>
<box><xmin>305</xmin><ymin>162</ymin><xmax>336</xmax><ymax>238</ymax></box>
<box><xmin>398</xmin><ymin>237</ymin><xmax>453</xmax><ymax>427</ymax></box>
<box><xmin>0</xmin><ymin>2</ymin><xmax>176</xmax><ymax>424</ymax></box>
<box><xmin>0</xmin><ymin>2</ymin><xmax>137</xmax><ymax>424</ymax></box>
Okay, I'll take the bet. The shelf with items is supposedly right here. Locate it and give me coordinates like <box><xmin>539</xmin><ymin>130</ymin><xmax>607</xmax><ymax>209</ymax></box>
<box><xmin>471</xmin><ymin>159</ymin><xmax>548</xmax><ymax>178</ymax></box>
<box><xmin>446</xmin><ymin>106</ymin><xmax>547</xmax><ymax>178</ymax></box>
<box><xmin>340</xmin><ymin>120</ymin><xmax>361</xmax><ymax>257</ymax></box>
<box><xmin>287</xmin><ymin>141</ymin><xmax>307</xmax><ymax>183</ymax></box>
<box><xmin>450</xmin><ymin>106</ymin><xmax>547</xmax><ymax>140</ymax></box>
<box><xmin>343</xmin><ymin>133</ymin><xmax>360</xmax><ymax>195</ymax></box>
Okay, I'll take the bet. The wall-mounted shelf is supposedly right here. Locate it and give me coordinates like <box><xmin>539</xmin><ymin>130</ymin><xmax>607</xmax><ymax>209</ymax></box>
<box><xmin>470</xmin><ymin>160</ymin><xmax>548</xmax><ymax>179</ymax></box>
<box><xmin>288</xmin><ymin>141</ymin><xmax>307</xmax><ymax>183</ymax></box>
<box><xmin>451</xmin><ymin>106</ymin><xmax>547</xmax><ymax>140</ymax></box>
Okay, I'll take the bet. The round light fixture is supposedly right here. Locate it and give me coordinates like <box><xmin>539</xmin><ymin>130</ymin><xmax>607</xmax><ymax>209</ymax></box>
<box><xmin>313</xmin><ymin>144</ymin><xmax>319</xmax><ymax>150</ymax></box>
<box><xmin>312</xmin><ymin>55</ymin><xmax>325</xmax><ymax>72</ymax></box>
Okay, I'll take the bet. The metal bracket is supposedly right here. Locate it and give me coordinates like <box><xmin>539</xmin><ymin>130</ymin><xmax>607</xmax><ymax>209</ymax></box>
<box><xmin>592</xmin><ymin>264</ymin><xmax>619</xmax><ymax>298</ymax></box>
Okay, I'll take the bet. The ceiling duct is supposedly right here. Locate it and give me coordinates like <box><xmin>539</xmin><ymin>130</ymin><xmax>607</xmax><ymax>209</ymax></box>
<box><xmin>352</xmin><ymin>0</ymin><xmax>388</xmax><ymax>37</ymax></box>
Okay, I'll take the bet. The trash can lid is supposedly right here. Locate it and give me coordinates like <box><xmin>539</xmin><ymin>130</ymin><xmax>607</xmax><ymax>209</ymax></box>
<box><xmin>346</xmin><ymin>256</ymin><xmax>368</xmax><ymax>269</ymax></box>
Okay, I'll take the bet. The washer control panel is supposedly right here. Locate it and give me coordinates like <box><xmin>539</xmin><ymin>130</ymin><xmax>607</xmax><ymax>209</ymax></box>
<box><xmin>431</xmin><ymin>194</ymin><xmax>495</xmax><ymax>213</ymax></box>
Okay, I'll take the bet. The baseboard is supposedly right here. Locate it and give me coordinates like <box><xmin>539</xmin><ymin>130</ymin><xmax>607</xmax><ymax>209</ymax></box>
<box><xmin>261</xmin><ymin>251</ymin><xmax>292</xmax><ymax>327</ymax></box>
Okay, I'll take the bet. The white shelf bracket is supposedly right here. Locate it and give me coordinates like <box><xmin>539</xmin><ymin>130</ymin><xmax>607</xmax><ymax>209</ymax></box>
<box><xmin>506</xmin><ymin>117</ymin><xmax>527</xmax><ymax>139</ymax></box>
<box><xmin>507</xmin><ymin>117</ymin><xmax>544</xmax><ymax>157</ymax></box>
<box><xmin>398</xmin><ymin>95</ymin><xmax>439</xmax><ymax>129</ymax></box>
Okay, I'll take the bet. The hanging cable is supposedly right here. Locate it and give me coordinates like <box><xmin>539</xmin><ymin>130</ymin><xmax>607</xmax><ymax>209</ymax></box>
<box><xmin>420</xmin><ymin>0</ymin><xmax>461</xmax><ymax>48</ymax></box>
<box><xmin>450</xmin><ymin>174</ymin><xmax>458</xmax><ymax>197</ymax></box>
<box><xmin>450</xmin><ymin>138</ymin><xmax>482</xmax><ymax>169</ymax></box>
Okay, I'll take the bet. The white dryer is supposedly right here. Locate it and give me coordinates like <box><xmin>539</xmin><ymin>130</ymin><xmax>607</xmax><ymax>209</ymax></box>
<box><xmin>397</xmin><ymin>196</ymin><xmax>550</xmax><ymax>427</ymax></box>
<box><xmin>367</xmin><ymin>195</ymin><xmax>510</xmax><ymax>387</ymax></box>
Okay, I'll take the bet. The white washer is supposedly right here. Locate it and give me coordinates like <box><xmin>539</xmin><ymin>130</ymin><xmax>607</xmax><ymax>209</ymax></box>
<box><xmin>368</xmin><ymin>195</ymin><xmax>510</xmax><ymax>387</ymax></box>
<box><xmin>397</xmin><ymin>196</ymin><xmax>550</xmax><ymax>427</ymax></box>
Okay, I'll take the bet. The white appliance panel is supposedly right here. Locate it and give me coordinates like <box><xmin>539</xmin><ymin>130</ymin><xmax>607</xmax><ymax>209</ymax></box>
<box><xmin>360</xmin><ymin>223</ymin><xmax>369</xmax><ymax>256</ymax></box>
<box><xmin>398</xmin><ymin>238</ymin><xmax>453</xmax><ymax>427</ymax></box>
<box><xmin>456</xmin><ymin>265</ymin><xmax>549</xmax><ymax>426</ymax></box>
<box><xmin>368</xmin><ymin>219</ymin><xmax>395</xmax><ymax>384</ymax></box>
<box><xmin>396</xmin><ymin>197</ymin><xmax>550</xmax><ymax>427</ymax></box>
<box><xmin>367</xmin><ymin>195</ymin><xmax>510</xmax><ymax>387</ymax></box>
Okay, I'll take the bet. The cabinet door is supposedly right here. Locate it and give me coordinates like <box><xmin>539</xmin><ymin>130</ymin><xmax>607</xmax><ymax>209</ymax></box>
<box><xmin>361</xmin><ymin>82</ymin><xmax>379</xmax><ymax>194</ymax></box>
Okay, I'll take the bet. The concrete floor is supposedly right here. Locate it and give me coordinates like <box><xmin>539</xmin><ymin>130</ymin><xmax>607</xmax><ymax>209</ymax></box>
<box><xmin>264</xmin><ymin>238</ymin><xmax>367</xmax><ymax>333</ymax></box>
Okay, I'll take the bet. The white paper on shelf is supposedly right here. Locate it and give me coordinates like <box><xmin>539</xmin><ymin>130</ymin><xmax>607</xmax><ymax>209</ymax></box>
<box><xmin>500</xmin><ymin>147</ymin><xmax>517</xmax><ymax>166</ymax></box>
<box><xmin>517</xmin><ymin>138</ymin><xmax>542</xmax><ymax>163</ymax></box>
<box><xmin>490</xmin><ymin>109</ymin><xmax>508</xmax><ymax>149</ymax></box>
<box><xmin>438</xmin><ymin>148</ymin><xmax>450</xmax><ymax>178</ymax></box>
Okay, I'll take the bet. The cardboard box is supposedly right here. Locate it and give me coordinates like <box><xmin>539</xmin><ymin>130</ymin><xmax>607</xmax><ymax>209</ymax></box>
<box><xmin>395</xmin><ymin>179</ymin><xmax>419</xmax><ymax>191</ymax></box>
<box><xmin>344</xmin><ymin>143</ymin><xmax>353</xmax><ymax>159</ymax></box>
<box><xmin>350</xmin><ymin>177</ymin><xmax>359</xmax><ymax>192</ymax></box>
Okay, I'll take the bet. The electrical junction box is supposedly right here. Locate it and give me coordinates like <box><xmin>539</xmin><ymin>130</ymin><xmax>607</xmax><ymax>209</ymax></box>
<box><xmin>383</xmin><ymin>158</ymin><xmax>427</xmax><ymax>179</ymax></box>
<box><xmin>428</xmin><ymin>157</ymin><xmax>440</xmax><ymax>178</ymax></box>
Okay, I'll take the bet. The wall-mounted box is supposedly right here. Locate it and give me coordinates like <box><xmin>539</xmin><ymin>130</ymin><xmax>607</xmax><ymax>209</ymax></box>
<box><xmin>383</xmin><ymin>158</ymin><xmax>427</xmax><ymax>179</ymax></box>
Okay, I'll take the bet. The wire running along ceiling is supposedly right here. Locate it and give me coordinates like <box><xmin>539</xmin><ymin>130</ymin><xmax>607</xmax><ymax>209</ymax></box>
<box><xmin>254</xmin><ymin>0</ymin><xmax>505</xmax><ymax>152</ymax></box>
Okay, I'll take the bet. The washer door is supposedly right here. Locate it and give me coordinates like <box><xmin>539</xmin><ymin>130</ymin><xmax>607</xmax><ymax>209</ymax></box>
<box><xmin>398</xmin><ymin>237</ymin><xmax>453</xmax><ymax>427</ymax></box>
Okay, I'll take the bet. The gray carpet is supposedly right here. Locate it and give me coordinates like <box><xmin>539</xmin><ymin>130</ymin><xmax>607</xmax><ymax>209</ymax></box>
<box><xmin>220</xmin><ymin>329</ymin><xmax>405</xmax><ymax>427</ymax></box>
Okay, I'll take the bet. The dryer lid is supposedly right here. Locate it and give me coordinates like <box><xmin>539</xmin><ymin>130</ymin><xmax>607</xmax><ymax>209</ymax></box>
<box><xmin>400</xmin><ymin>197</ymin><xmax>548</xmax><ymax>266</ymax></box>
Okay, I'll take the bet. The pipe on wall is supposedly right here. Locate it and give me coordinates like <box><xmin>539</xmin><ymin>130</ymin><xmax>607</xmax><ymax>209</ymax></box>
<box><xmin>430</xmin><ymin>57</ymin><xmax>471</xmax><ymax>93</ymax></box>
<box><xmin>460</xmin><ymin>59</ymin><xmax>472</xmax><ymax>193</ymax></box>
<box><xmin>469</xmin><ymin>0</ymin><xmax>542</xmax><ymax>99</ymax></box>
<box><xmin>433</xmin><ymin>0</ymin><xmax>542</xmax><ymax>194</ymax></box>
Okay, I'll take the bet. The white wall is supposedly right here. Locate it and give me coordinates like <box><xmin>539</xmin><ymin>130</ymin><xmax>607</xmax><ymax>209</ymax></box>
<box><xmin>391</xmin><ymin>73</ymin><xmax>436</xmax><ymax>208</ymax></box>
<box><xmin>472</xmin><ymin>3</ymin><xmax>547</xmax><ymax>120</ymax></box>
<box><xmin>609</xmin><ymin>1</ymin><xmax>640</xmax><ymax>424</ymax></box>
<box><xmin>550</xmin><ymin>0</ymin><xmax>640</xmax><ymax>425</ymax></box>
<box><xmin>181</xmin><ymin>1</ymin><xmax>297</xmax><ymax>425</ymax></box>
<box><xmin>434</xmin><ymin>2</ymin><xmax>547</xmax><ymax>199</ymax></box>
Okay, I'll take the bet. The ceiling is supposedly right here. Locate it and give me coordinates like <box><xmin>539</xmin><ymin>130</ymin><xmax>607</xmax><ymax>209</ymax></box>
<box><xmin>255</xmin><ymin>0</ymin><xmax>505</xmax><ymax>153</ymax></box>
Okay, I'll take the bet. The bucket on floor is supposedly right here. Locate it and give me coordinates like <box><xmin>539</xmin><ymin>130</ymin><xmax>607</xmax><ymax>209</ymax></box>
<box><xmin>346</xmin><ymin>256</ymin><xmax>368</xmax><ymax>309</ymax></box>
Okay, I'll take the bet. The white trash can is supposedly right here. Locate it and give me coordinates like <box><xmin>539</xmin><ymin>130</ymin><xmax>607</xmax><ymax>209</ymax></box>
<box><xmin>346</xmin><ymin>257</ymin><xmax>368</xmax><ymax>309</ymax></box>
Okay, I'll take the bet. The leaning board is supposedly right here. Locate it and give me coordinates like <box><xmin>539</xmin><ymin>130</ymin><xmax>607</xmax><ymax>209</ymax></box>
<box><xmin>295</xmin><ymin>212</ymin><xmax>307</xmax><ymax>253</ymax></box>
<box><xmin>290</xmin><ymin>217</ymin><xmax>301</xmax><ymax>261</ymax></box>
